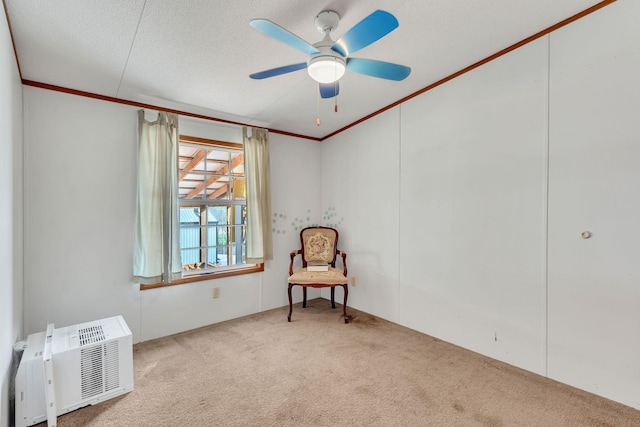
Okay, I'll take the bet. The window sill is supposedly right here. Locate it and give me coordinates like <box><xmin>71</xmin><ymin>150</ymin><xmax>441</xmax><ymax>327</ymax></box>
<box><xmin>139</xmin><ymin>264</ymin><xmax>264</xmax><ymax>290</ymax></box>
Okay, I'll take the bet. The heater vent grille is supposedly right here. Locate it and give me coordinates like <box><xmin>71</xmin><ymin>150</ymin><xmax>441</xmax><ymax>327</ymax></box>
<box><xmin>80</xmin><ymin>346</ymin><xmax>103</xmax><ymax>399</ymax></box>
<box><xmin>80</xmin><ymin>341</ymin><xmax>121</xmax><ymax>399</ymax></box>
<box><xmin>104</xmin><ymin>341</ymin><xmax>120</xmax><ymax>392</ymax></box>
<box><xmin>78</xmin><ymin>325</ymin><xmax>106</xmax><ymax>346</ymax></box>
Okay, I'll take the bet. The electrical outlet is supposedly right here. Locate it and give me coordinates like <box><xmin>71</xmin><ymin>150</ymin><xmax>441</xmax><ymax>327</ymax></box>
<box><xmin>213</xmin><ymin>287</ymin><xmax>220</xmax><ymax>298</ymax></box>
<box><xmin>351</xmin><ymin>276</ymin><xmax>357</xmax><ymax>286</ymax></box>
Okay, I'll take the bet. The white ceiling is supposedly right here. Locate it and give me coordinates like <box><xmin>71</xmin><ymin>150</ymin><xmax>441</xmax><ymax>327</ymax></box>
<box><xmin>5</xmin><ymin>0</ymin><xmax>605</xmax><ymax>140</ymax></box>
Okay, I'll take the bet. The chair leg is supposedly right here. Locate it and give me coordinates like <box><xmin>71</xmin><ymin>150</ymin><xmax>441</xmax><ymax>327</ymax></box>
<box><xmin>302</xmin><ymin>286</ymin><xmax>307</xmax><ymax>308</ymax></box>
<box><xmin>287</xmin><ymin>284</ymin><xmax>293</xmax><ymax>322</ymax></box>
<box><xmin>331</xmin><ymin>286</ymin><xmax>336</xmax><ymax>309</ymax></box>
<box><xmin>342</xmin><ymin>284</ymin><xmax>349</xmax><ymax>324</ymax></box>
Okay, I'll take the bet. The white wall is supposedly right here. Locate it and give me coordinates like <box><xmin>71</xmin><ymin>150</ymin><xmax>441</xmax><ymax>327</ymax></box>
<box><xmin>0</xmin><ymin>8</ymin><xmax>23</xmax><ymax>427</ymax></box>
<box><xmin>400</xmin><ymin>36</ymin><xmax>549</xmax><ymax>374</ymax></box>
<box><xmin>321</xmin><ymin>109</ymin><xmax>401</xmax><ymax>321</ymax></box>
<box><xmin>263</xmin><ymin>134</ymin><xmax>322</xmax><ymax>310</ymax></box>
<box><xmin>546</xmin><ymin>0</ymin><xmax>640</xmax><ymax>409</ymax></box>
<box><xmin>23</xmin><ymin>88</ymin><xmax>142</xmax><ymax>341</ymax></box>
<box><xmin>22</xmin><ymin>88</ymin><xmax>320</xmax><ymax>343</ymax></box>
<box><xmin>322</xmin><ymin>37</ymin><xmax>548</xmax><ymax>374</ymax></box>
<box><xmin>321</xmin><ymin>0</ymin><xmax>639</xmax><ymax>409</ymax></box>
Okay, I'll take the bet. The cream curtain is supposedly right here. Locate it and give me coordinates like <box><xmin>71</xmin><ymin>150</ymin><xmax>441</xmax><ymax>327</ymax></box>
<box><xmin>133</xmin><ymin>110</ymin><xmax>182</xmax><ymax>284</ymax></box>
<box><xmin>243</xmin><ymin>127</ymin><xmax>273</xmax><ymax>263</ymax></box>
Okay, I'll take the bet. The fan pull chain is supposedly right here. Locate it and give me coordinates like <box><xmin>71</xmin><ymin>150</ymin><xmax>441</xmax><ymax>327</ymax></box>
<box><xmin>334</xmin><ymin>58</ymin><xmax>339</xmax><ymax>113</ymax></box>
<box><xmin>316</xmin><ymin>83</ymin><xmax>321</xmax><ymax>126</ymax></box>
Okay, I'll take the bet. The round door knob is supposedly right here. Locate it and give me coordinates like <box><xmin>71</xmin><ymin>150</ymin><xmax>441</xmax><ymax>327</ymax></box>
<box><xmin>581</xmin><ymin>231</ymin><xmax>592</xmax><ymax>239</ymax></box>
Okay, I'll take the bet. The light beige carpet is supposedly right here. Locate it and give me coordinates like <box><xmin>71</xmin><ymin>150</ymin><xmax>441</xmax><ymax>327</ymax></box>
<box><xmin>34</xmin><ymin>300</ymin><xmax>640</xmax><ymax>426</ymax></box>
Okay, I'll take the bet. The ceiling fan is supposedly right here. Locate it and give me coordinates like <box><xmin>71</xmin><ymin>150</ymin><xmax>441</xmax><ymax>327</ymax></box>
<box><xmin>249</xmin><ymin>10</ymin><xmax>411</xmax><ymax>99</ymax></box>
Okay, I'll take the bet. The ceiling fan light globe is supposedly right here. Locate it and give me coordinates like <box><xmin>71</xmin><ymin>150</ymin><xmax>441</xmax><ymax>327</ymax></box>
<box><xmin>307</xmin><ymin>57</ymin><xmax>346</xmax><ymax>83</ymax></box>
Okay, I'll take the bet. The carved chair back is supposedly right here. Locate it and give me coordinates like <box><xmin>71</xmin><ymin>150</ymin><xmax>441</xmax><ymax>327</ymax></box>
<box><xmin>300</xmin><ymin>227</ymin><xmax>339</xmax><ymax>267</ymax></box>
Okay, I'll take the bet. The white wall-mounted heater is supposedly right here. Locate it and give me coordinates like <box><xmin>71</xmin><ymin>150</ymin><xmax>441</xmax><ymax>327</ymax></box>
<box><xmin>15</xmin><ymin>315</ymin><xmax>134</xmax><ymax>427</ymax></box>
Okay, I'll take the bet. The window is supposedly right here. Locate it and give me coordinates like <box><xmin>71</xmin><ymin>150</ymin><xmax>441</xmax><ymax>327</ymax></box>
<box><xmin>138</xmin><ymin>134</ymin><xmax>263</xmax><ymax>290</ymax></box>
<box><xmin>159</xmin><ymin>136</ymin><xmax>264</xmax><ymax>288</ymax></box>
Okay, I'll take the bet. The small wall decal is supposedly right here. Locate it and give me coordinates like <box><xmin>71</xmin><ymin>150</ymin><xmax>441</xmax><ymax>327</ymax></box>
<box><xmin>272</xmin><ymin>212</ymin><xmax>288</xmax><ymax>234</ymax></box>
<box><xmin>323</xmin><ymin>207</ymin><xmax>343</xmax><ymax>229</ymax></box>
<box><xmin>272</xmin><ymin>207</ymin><xmax>343</xmax><ymax>235</ymax></box>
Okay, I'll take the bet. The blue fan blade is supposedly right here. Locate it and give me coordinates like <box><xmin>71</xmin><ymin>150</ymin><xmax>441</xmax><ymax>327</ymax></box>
<box><xmin>250</xmin><ymin>62</ymin><xmax>307</xmax><ymax>79</ymax></box>
<box><xmin>250</xmin><ymin>19</ymin><xmax>319</xmax><ymax>55</ymax></box>
<box><xmin>319</xmin><ymin>82</ymin><xmax>339</xmax><ymax>99</ymax></box>
<box><xmin>346</xmin><ymin>58</ymin><xmax>411</xmax><ymax>81</ymax></box>
<box><xmin>332</xmin><ymin>10</ymin><xmax>398</xmax><ymax>57</ymax></box>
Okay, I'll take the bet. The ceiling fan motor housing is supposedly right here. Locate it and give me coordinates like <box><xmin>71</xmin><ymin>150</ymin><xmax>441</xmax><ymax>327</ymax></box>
<box><xmin>307</xmin><ymin>11</ymin><xmax>345</xmax><ymax>83</ymax></box>
<box><xmin>315</xmin><ymin>10</ymin><xmax>340</xmax><ymax>34</ymax></box>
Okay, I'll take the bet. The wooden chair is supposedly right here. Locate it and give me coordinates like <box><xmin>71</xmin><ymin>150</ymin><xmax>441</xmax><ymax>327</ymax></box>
<box><xmin>287</xmin><ymin>226</ymin><xmax>349</xmax><ymax>323</ymax></box>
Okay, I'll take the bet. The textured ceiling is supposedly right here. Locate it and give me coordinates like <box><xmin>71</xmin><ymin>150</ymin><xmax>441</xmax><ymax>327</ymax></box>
<box><xmin>5</xmin><ymin>0</ymin><xmax>607</xmax><ymax>140</ymax></box>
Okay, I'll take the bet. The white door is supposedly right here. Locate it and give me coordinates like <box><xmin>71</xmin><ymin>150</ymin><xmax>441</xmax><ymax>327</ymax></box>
<box><xmin>547</xmin><ymin>0</ymin><xmax>640</xmax><ymax>409</ymax></box>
